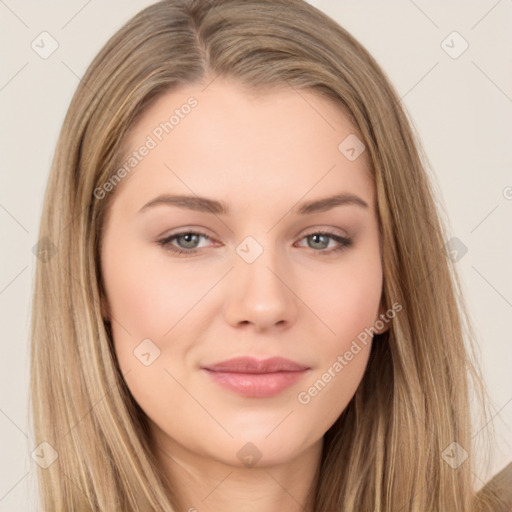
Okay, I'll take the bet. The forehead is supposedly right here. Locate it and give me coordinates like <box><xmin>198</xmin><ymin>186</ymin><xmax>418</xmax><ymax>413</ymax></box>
<box><xmin>108</xmin><ymin>77</ymin><xmax>374</xmax><ymax>216</ymax></box>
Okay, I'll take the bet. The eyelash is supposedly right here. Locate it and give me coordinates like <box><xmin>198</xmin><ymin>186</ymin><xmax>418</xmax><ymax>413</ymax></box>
<box><xmin>157</xmin><ymin>230</ymin><xmax>353</xmax><ymax>257</ymax></box>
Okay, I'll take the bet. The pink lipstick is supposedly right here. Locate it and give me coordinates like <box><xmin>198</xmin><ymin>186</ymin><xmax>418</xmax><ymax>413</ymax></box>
<box><xmin>201</xmin><ymin>356</ymin><xmax>310</xmax><ymax>398</ymax></box>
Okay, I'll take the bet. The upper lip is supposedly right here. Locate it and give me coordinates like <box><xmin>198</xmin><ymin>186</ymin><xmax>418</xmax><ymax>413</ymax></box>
<box><xmin>202</xmin><ymin>356</ymin><xmax>309</xmax><ymax>374</ymax></box>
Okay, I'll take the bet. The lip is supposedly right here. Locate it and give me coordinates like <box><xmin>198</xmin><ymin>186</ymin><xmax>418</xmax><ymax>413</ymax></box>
<box><xmin>204</xmin><ymin>356</ymin><xmax>309</xmax><ymax>373</ymax></box>
<box><xmin>201</xmin><ymin>357</ymin><xmax>310</xmax><ymax>398</ymax></box>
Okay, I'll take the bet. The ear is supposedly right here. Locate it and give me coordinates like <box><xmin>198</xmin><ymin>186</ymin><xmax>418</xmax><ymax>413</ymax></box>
<box><xmin>373</xmin><ymin>302</ymin><xmax>390</xmax><ymax>335</ymax></box>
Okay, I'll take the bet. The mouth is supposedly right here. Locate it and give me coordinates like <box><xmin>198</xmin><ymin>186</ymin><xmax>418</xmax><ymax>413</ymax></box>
<box><xmin>201</xmin><ymin>356</ymin><xmax>310</xmax><ymax>398</ymax></box>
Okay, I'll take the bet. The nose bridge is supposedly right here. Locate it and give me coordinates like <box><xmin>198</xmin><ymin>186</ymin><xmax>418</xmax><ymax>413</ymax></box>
<box><xmin>224</xmin><ymin>234</ymin><xmax>298</xmax><ymax>330</ymax></box>
<box><xmin>237</xmin><ymin>236</ymin><xmax>282</xmax><ymax>291</ymax></box>
<box><xmin>236</xmin><ymin>233</ymin><xmax>288</xmax><ymax>297</ymax></box>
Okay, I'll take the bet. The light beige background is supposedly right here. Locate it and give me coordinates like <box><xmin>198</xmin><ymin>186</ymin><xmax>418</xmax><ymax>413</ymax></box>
<box><xmin>1</xmin><ymin>1</ymin><xmax>511</xmax><ymax>509</ymax></box>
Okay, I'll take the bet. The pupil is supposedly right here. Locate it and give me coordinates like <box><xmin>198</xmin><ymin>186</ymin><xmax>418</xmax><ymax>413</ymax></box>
<box><xmin>180</xmin><ymin>234</ymin><xmax>198</xmax><ymax>248</ymax></box>
<box><xmin>310</xmin><ymin>234</ymin><xmax>327</xmax><ymax>249</ymax></box>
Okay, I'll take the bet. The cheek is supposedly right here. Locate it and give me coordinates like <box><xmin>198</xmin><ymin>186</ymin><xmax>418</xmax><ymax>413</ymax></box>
<box><xmin>296</xmin><ymin>342</ymin><xmax>371</xmax><ymax>436</ymax></box>
<box><xmin>295</xmin><ymin>245</ymin><xmax>381</xmax><ymax>423</ymax></box>
<box><xmin>101</xmin><ymin>236</ymin><xmax>224</xmax><ymax>396</ymax></box>
<box><xmin>102</xmin><ymin>237</ymin><xmax>209</xmax><ymax>340</ymax></box>
<box><xmin>295</xmin><ymin>265</ymin><xmax>379</xmax><ymax>428</ymax></box>
<box><xmin>308</xmin><ymin>246</ymin><xmax>383</xmax><ymax>346</ymax></box>
<box><xmin>101</xmin><ymin>243</ymin><xmax>199</xmax><ymax>417</ymax></box>
<box><xmin>101</xmin><ymin>232</ymin><xmax>171</xmax><ymax>374</ymax></box>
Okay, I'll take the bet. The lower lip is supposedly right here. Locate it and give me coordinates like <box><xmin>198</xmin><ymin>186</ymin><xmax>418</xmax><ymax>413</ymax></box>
<box><xmin>203</xmin><ymin>369</ymin><xmax>309</xmax><ymax>398</ymax></box>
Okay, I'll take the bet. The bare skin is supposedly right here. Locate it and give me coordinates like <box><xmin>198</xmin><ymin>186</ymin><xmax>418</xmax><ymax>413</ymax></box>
<box><xmin>100</xmin><ymin>77</ymin><xmax>387</xmax><ymax>512</ymax></box>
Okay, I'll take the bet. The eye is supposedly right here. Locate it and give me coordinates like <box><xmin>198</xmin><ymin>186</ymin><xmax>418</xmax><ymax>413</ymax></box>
<box><xmin>295</xmin><ymin>231</ymin><xmax>353</xmax><ymax>255</ymax></box>
<box><xmin>157</xmin><ymin>229</ymin><xmax>353</xmax><ymax>257</ymax></box>
<box><xmin>157</xmin><ymin>230</ymin><xmax>213</xmax><ymax>256</ymax></box>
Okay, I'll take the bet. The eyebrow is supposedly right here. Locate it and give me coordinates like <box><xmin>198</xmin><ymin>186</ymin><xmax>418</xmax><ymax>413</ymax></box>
<box><xmin>137</xmin><ymin>192</ymin><xmax>369</xmax><ymax>216</ymax></box>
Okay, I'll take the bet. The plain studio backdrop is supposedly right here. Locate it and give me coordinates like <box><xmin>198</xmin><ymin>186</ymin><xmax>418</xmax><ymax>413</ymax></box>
<box><xmin>0</xmin><ymin>1</ymin><xmax>511</xmax><ymax>510</ymax></box>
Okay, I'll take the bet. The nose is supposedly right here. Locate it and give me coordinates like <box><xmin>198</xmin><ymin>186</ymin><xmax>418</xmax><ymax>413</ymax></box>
<box><xmin>223</xmin><ymin>243</ymin><xmax>299</xmax><ymax>332</ymax></box>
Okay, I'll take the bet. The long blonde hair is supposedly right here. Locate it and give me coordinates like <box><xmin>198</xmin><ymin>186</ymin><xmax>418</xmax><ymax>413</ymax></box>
<box><xmin>30</xmin><ymin>0</ymin><xmax>494</xmax><ymax>509</ymax></box>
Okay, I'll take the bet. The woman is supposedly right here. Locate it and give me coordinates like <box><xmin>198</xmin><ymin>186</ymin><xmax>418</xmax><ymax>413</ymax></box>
<box><xmin>30</xmin><ymin>0</ymin><xmax>509</xmax><ymax>510</ymax></box>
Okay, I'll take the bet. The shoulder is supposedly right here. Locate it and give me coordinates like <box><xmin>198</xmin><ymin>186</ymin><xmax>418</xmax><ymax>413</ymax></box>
<box><xmin>475</xmin><ymin>462</ymin><xmax>512</xmax><ymax>512</ymax></box>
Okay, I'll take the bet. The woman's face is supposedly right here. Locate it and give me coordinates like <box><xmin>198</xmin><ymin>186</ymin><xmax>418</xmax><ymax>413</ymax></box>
<box><xmin>100</xmin><ymin>77</ymin><xmax>385</xmax><ymax>468</ymax></box>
